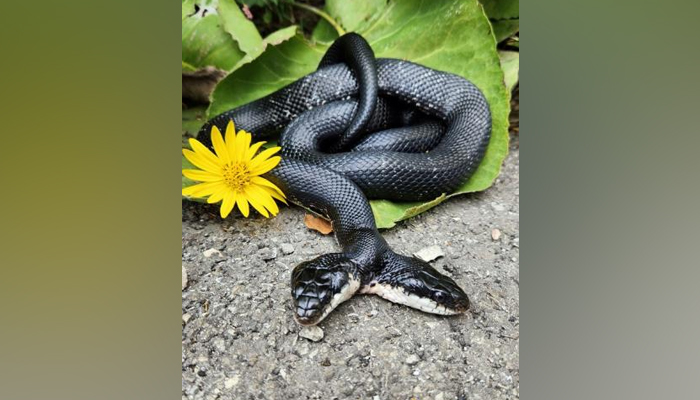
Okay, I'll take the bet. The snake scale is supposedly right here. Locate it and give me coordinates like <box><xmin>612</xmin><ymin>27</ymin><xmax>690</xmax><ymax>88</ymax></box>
<box><xmin>197</xmin><ymin>33</ymin><xmax>492</xmax><ymax>325</ymax></box>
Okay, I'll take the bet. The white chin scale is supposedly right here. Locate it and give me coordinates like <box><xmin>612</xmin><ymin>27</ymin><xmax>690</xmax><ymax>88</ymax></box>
<box><xmin>360</xmin><ymin>282</ymin><xmax>459</xmax><ymax>315</ymax></box>
<box><xmin>307</xmin><ymin>276</ymin><xmax>361</xmax><ymax>325</ymax></box>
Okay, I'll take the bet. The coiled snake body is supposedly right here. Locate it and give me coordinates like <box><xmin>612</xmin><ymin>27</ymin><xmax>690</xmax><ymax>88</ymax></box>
<box><xmin>197</xmin><ymin>33</ymin><xmax>491</xmax><ymax>325</ymax></box>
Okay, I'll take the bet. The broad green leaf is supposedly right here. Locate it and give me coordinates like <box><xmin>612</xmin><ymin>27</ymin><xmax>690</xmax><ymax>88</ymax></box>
<box><xmin>312</xmin><ymin>0</ymin><xmax>386</xmax><ymax>43</ymax></box>
<box><xmin>182</xmin><ymin>2</ymin><xmax>245</xmax><ymax>71</ymax></box>
<box><xmin>182</xmin><ymin>0</ymin><xmax>269</xmax><ymax>72</ymax></box>
<box><xmin>326</xmin><ymin>0</ymin><xmax>387</xmax><ymax>32</ymax></box>
<box><xmin>480</xmin><ymin>0</ymin><xmax>519</xmax><ymax>20</ymax></box>
<box><xmin>371</xmin><ymin>195</ymin><xmax>446</xmax><ymax>230</ymax></box>
<box><xmin>182</xmin><ymin>0</ymin><xmax>195</xmax><ymax>20</ymax></box>
<box><xmin>218</xmin><ymin>0</ymin><xmax>263</xmax><ymax>57</ymax></box>
<box><xmin>480</xmin><ymin>0</ymin><xmax>518</xmax><ymax>43</ymax></box>
<box><xmin>499</xmin><ymin>50</ymin><xmax>519</xmax><ymax>92</ymax></box>
<box><xmin>311</xmin><ymin>19</ymin><xmax>338</xmax><ymax>44</ymax></box>
<box><xmin>231</xmin><ymin>25</ymin><xmax>298</xmax><ymax>71</ymax></box>
<box><xmin>198</xmin><ymin>0</ymin><xmax>510</xmax><ymax>228</ymax></box>
<box><xmin>491</xmin><ymin>19</ymin><xmax>519</xmax><ymax>43</ymax></box>
<box><xmin>182</xmin><ymin>105</ymin><xmax>208</xmax><ymax>145</ymax></box>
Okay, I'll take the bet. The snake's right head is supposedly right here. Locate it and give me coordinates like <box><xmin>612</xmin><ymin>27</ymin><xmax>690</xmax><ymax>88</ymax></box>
<box><xmin>290</xmin><ymin>253</ymin><xmax>360</xmax><ymax>326</ymax></box>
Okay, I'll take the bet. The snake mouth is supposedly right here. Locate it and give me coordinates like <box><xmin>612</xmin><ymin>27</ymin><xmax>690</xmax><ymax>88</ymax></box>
<box><xmin>293</xmin><ymin>279</ymin><xmax>360</xmax><ymax>325</ymax></box>
<box><xmin>361</xmin><ymin>282</ymin><xmax>469</xmax><ymax>315</ymax></box>
<box><xmin>294</xmin><ymin>312</ymin><xmax>322</xmax><ymax>326</ymax></box>
<box><xmin>291</xmin><ymin>254</ymin><xmax>361</xmax><ymax>326</ymax></box>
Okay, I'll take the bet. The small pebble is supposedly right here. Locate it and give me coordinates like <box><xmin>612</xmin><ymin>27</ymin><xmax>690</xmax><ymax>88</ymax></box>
<box><xmin>224</xmin><ymin>375</ymin><xmax>239</xmax><ymax>388</ymax></box>
<box><xmin>435</xmin><ymin>393</ymin><xmax>445</xmax><ymax>400</ymax></box>
<box><xmin>203</xmin><ymin>248</ymin><xmax>221</xmax><ymax>258</ymax></box>
<box><xmin>414</xmin><ymin>245</ymin><xmax>444</xmax><ymax>262</ymax></box>
<box><xmin>413</xmin><ymin>369</ymin><xmax>420</xmax><ymax>376</ymax></box>
<box><xmin>299</xmin><ymin>326</ymin><xmax>324</xmax><ymax>342</ymax></box>
<box><xmin>182</xmin><ymin>313</ymin><xmax>191</xmax><ymax>324</ymax></box>
<box><xmin>491</xmin><ymin>202</ymin><xmax>506</xmax><ymax>212</ymax></box>
<box><xmin>212</xmin><ymin>338</ymin><xmax>226</xmax><ymax>352</ymax></box>
<box><xmin>182</xmin><ymin>265</ymin><xmax>188</xmax><ymax>290</ymax></box>
<box><xmin>491</xmin><ymin>228</ymin><xmax>502</xmax><ymax>241</ymax></box>
<box><xmin>405</xmin><ymin>354</ymin><xmax>420</xmax><ymax>365</ymax></box>
<box><xmin>259</xmin><ymin>247</ymin><xmax>277</xmax><ymax>261</ymax></box>
<box><xmin>280</xmin><ymin>243</ymin><xmax>295</xmax><ymax>255</ymax></box>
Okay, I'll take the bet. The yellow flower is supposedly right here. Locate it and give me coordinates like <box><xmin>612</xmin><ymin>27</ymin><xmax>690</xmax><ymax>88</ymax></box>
<box><xmin>182</xmin><ymin>120</ymin><xmax>286</xmax><ymax>219</ymax></box>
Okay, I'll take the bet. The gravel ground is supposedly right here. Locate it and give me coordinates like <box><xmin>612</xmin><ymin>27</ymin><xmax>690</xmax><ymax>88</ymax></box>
<box><xmin>182</xmin><ymin>135</ymin><xmax>519</xmax><ymax>400</ymax></box>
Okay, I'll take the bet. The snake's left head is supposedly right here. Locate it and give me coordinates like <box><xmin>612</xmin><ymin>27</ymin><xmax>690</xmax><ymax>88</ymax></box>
<box><xmin>290</xmin><ymin>253</ymin><xmax>361</xmax><ymax>326</ymax></box>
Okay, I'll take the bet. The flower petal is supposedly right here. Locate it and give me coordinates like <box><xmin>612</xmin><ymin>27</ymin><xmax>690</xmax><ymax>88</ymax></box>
<box><xmin>251</xmin><ymin>156</ymin><xmax>281</xmax><ymax>175</ymax></box>
<box><xmin>183</xmin><ymin>149</ymin><xmax>221</xmax><ymax>174</ymax></box>
<box><xmin>244</xmin><ymin>141</ymin><xmax>266</xmax><ymax>161</ymax></box>
<box><xmin>251</xmin><ymin>176</ymin><xmax>285</xmax><ymax>197</ymax></box>
<box><xmin>248</xmin><ymin>199</ymin><xmax>270</xmax><ymax>218</ymax></box>
<box><xmin>189</xmin><ymin>138</ymin><xmax>222</xmax><ymax>168</ymax></box>
<box><xmin>236</xmin><ymin>195</ymin><xmax>250</xmax><ymax>217</ymax></box>
<box><xmin>238</xmin><ymin>131</ymin><xmax>252</xmax><ymax>162</ymax></box>
<box><xmin>207</xmin><ymin>186</ymin><xmax>230</xmax><ymax>204</ymax></box>
<box><xmin>261</xmin><ymin>185</ymin><xmax>288</xmax><ymax>204</ymax></box>
<box><xmin>220</xmin><ymin>191</ymin><xmax>236</xmax><ymax>218</ymax></box>
<box><xmin>182</xmin><ymin>181</ymin><xmax>223</xmax><ymax>198</ymax></box>
<box><xmin>246</xmin><ymin>185</ymin><xmax>278</xmax><ymax>216</ymax></box>
<box><xmin>182</xmin><ymin>169</ymin><xmax>222</xmax><ymax>182</ymax></box>
<box><xmin>225</xmin><ymin>120</ymin><xmax>237</xmax><ymax>156</ymax></box>
<box><xmin>225</xmin><ymin>119</ymin><xmax>236</xmax><ymax>138</ymax></box>
<box><xmin>249</xmin><ymin>147</ymin><xmax>281</xmax><ymax>170</ymax></box>
<box><xmin>211</xmin><ymin>125</ymin><xmax>230</xmax><ymax>164</ymax></box>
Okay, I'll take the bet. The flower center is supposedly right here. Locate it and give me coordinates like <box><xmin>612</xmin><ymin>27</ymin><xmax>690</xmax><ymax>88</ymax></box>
<box><xmin>222</xmin><ymin>162</ymin><xmax>251</xmax><ymax>192</ymax></box>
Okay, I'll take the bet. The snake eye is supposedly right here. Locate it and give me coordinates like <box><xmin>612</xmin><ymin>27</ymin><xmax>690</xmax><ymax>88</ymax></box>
<box><xmin>433</xmin><ymin>291</ymin><xmax>446</xmax><ymax>302</ymax></box>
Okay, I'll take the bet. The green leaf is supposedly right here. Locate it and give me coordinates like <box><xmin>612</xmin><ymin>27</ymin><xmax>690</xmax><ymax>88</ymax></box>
<box><xmin>491</xmin><ymin>19</ymin><xmax>519</xmax><ymax>43</ymax></box>
<box><xmin>182</xmin><ymin>2</ymin><xmax>245</xmax><ymax>71</ymax></box>
<box><xmin>311</xmin><ymin>19</ymin><xmax>338</xmax><ymax>44</ymax></box>
<box><xmin>182</xmin><ymin>105</ymin><xmax>208</xmax><ymax>145</ymax></box>
<box><xmin>218</xmin><ymin>0</ymin><xmax>263</xmax><ymax>56</ymax></box>
<box><xmin>201</xmin><ymin>0</ymin><xmax>510</xmax><ymax>229</ymax></box>
<box><xmin>325</xmin><ymin>0</ymin><xmax>387</xmax><ymax>32</ymax></box>
<box><xmin>480</xmin><ymin>0</ymin><xmax>518</xmax><ymax>43</ymax></box>
<box><xmin>311</xmin><ymin>0</ymin><xmax>386</xmax><ymax>44</ymax></box>
<box><xmin>182</xmin><ymin>0</ymin><xmax>269</xmax><ymax>72</ymax></box>
<box><xmin>231</xmin><ymin>25</ymin><xmax>298</xmax><ymax>71</ymax></box>
<box><xmin>479</xmin><ymin>0</ymin><xmax>519</xmax><ymax>20</ymax></box>
<box><xmin>499</xmin><ymin>50</ymin><xmax>519</xmax><ymax>92</ymax></box>
<box><xmin>182</xmin><ymin>0</ymin><xmax>195</xmax><ymax>20</ymax></box>
<box><xmin>371</xmin><ymin>195</ymin><xmax>446</xmax><ymax>230</ymax></box>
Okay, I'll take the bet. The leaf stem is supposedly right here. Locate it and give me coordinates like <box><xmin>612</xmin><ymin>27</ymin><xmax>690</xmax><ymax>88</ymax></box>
<box><xmin>292</xmin><ymin>3</ymin><xmax>346</xmax><ymax>36</ymax></box>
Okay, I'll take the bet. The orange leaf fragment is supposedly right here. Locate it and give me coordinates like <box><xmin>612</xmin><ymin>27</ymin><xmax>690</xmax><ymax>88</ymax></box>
<box><xmin>304</xmin><ymin>213</ymin><xmax>333</xmax><ymax>235</ymax></box>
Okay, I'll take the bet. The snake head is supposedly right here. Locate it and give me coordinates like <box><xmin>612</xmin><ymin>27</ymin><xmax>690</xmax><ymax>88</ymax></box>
<box><xmin>290</xmin><ymin>253</ymin><xmax>360</xmax><ymax>326</ymax></box>
<box><xmin>366</xmin><ymin>253</ymin><xmax>470</xmax><ymax>315</ymax></box>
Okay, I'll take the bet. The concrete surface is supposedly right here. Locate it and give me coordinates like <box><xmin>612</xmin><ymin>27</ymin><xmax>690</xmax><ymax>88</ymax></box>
<box><xmin>182</xmin><ymin>135</ymin><xmax>519</xmax><ymax>400</ymax></box>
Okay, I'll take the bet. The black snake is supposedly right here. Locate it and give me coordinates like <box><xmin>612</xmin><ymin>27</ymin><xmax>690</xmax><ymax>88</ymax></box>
<box><xmin>196</xmin><ymin>33</ymin><xmax>491</xmax><ymax>325</ymax></box>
